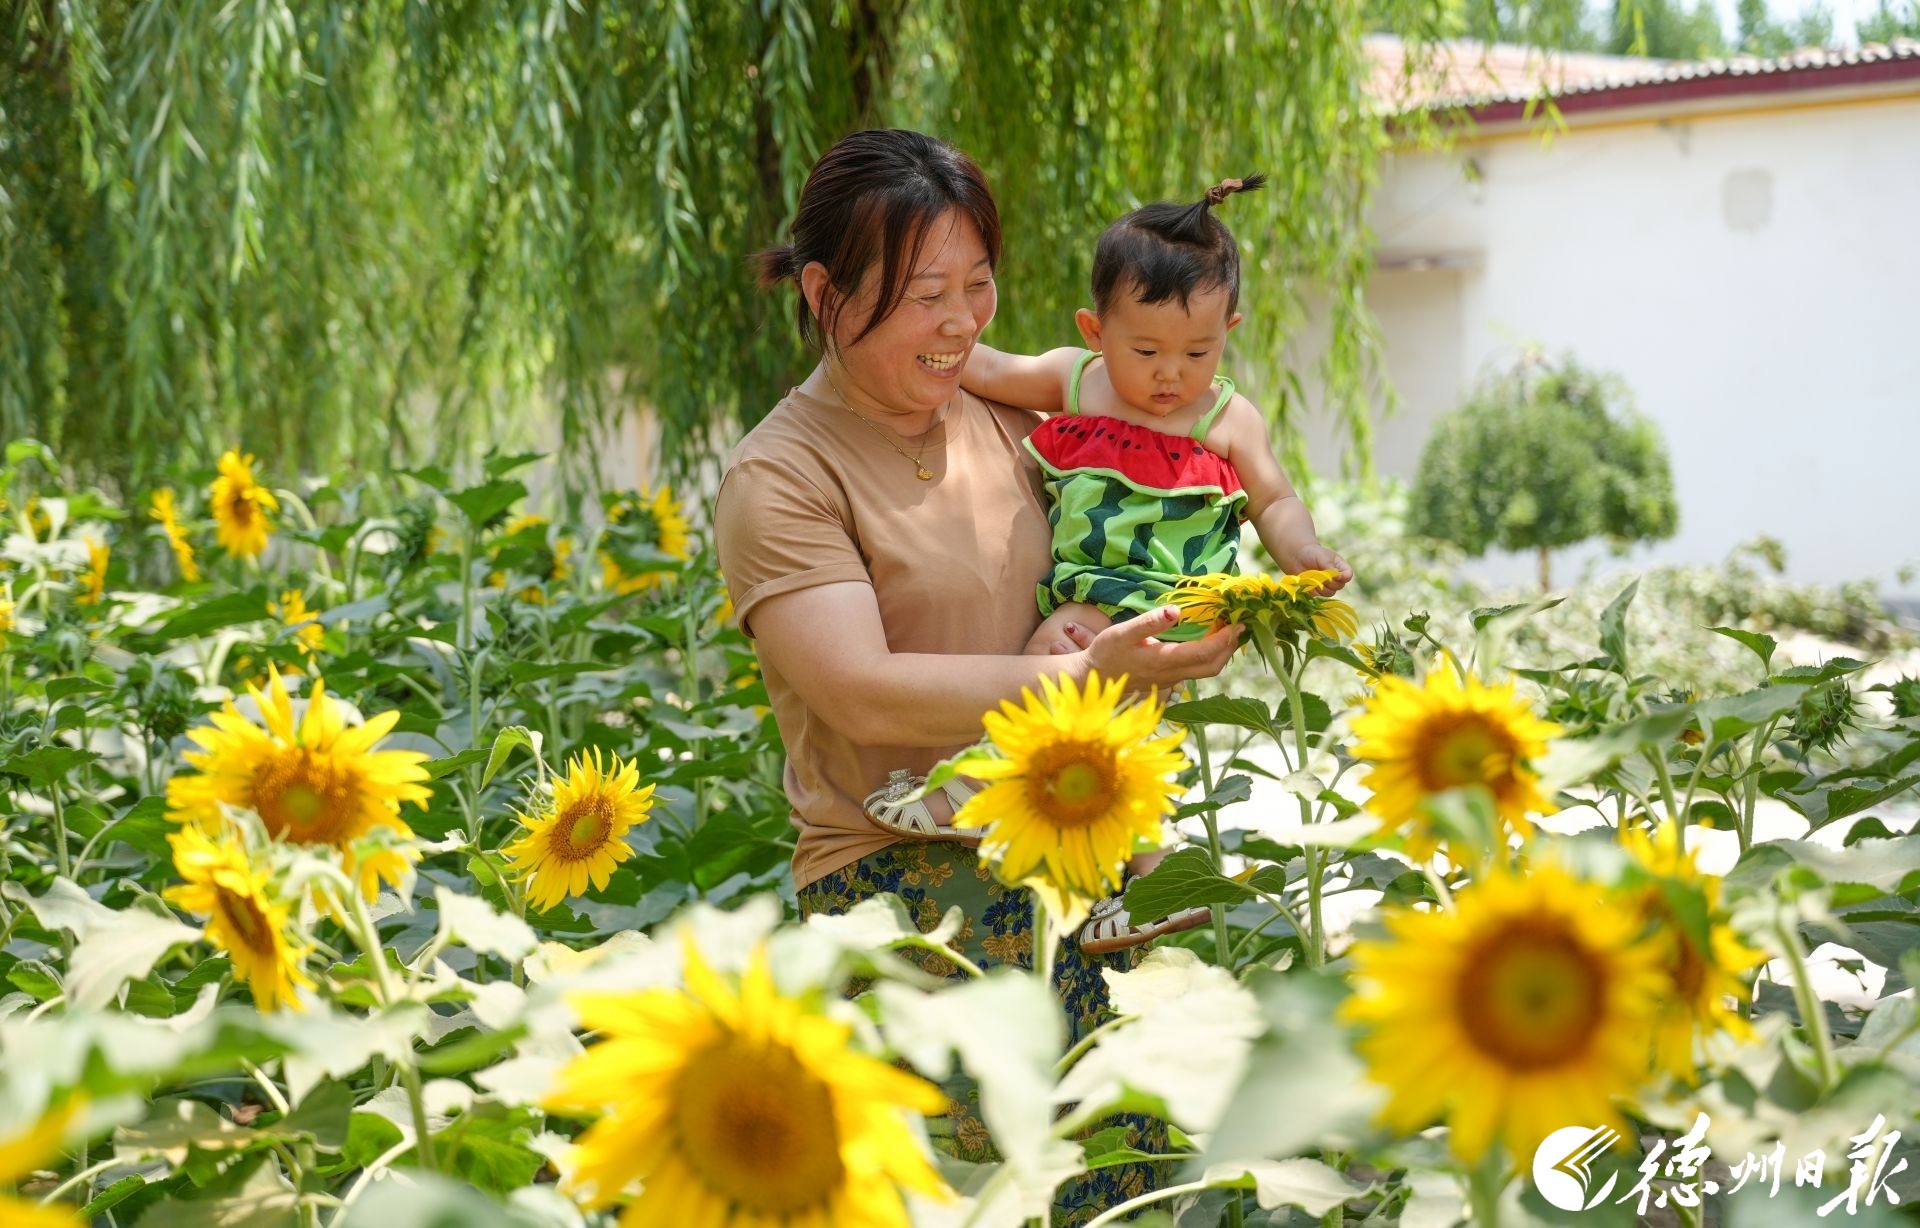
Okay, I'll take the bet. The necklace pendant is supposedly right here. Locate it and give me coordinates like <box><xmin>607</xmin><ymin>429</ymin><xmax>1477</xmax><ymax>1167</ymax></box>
<box><xmin>915</xmin><ymin>466</ymin><xmax>933</xmax><ymax>481</ymax></box>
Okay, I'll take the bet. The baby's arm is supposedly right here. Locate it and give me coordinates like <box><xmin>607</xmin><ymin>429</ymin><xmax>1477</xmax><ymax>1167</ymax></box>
<box><xmin>961</xmin><ymin>344</ymin><xmax>1081</xmax><ymax>415</ymax></box>
<box><xmin>1212</xmin><ymin>396</ymin><xmax>1353</xmax><ymax>593</ymax></box>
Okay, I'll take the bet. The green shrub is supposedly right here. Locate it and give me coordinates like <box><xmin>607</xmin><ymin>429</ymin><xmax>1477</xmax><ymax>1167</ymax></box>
<box><xmin>1410</xmin><ymin>352</ymin><xmax>1679</xmax><ymax>589</ymax></box>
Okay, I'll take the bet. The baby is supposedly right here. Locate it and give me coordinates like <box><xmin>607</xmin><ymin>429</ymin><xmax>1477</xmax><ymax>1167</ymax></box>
<box><xmin>963</xmin><ymin>175</ymin><xmax>1351</xmax><ymax>654</ymax></box>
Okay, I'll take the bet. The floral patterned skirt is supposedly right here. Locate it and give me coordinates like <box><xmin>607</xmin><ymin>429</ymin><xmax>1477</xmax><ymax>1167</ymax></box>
<box><xmin>797</xmin><ymin>841</ymin><xmax>1168</xmax><ymax>1227</ymax></box>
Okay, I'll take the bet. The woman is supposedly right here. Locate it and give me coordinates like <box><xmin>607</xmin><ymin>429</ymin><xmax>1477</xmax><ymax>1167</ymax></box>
<box><xmin>713</xmin><ymin>129</ymin><xmax>1237</xmax><ymax>1223</ymax></box>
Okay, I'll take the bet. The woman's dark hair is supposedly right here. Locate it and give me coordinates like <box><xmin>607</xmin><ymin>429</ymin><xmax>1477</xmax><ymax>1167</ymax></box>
<box><xmin>1089</xmin><ymin>174</ymin><xmax>1266</xmax><ymax>318</ymax></box>
<box><xmin>754</xmin><ymin>129</ymin><xmax>1001</xmax><ymax>352</ymax></box>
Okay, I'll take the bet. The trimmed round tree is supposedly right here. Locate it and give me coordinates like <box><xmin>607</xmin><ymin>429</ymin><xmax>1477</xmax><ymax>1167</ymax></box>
<box><xmin>1410</xmin><ymin>354</ymin><xmax>1678</xmax><ymax>590</ymax></box>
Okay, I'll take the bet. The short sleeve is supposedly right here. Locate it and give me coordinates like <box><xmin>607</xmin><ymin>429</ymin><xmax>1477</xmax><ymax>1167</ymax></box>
<box><xmin>714</xmin><ymin>458</ymin><xmax>872</xmax><ymax>638</ymax></box>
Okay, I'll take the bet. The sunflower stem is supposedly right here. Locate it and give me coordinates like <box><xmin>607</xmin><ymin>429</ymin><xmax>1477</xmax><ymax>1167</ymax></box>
<box><xmin>1274</xmin><ymin>653</ymin><xmax>1325</xmax><ymax>970</ymax></box>
<box><xmin>1190</xmin><ymin>714</ymin><xmax>1236</xmax><ymax>972</ymax></box>
<box><xmin>48</xmin><ymin>778</ymin><xmax>72</xmax><ymax>881</ymax></box>
<box><xmin>1032</xmin><ymin>890</ymin><xmax>1056</xmax><ymax>995</ymax></box>
<box><xmin>1773</xmin><ymin>909</ymin><xmax>1840</xmax><ymax>1090</ymax></box>
<box><xmin>1646</xmin><ymin>747</ymin><xmax>1681</xmax><ymax>830</ymax></box>
<box><xmin>1466</xmin><ymin>1153</ymin><xmax>1508</xmax><ymax>1226</ymax></box>
<box><xmin>343</xmin><ymin>885</ymin><xmax>438</xmax><ymax>1170</ymax></box>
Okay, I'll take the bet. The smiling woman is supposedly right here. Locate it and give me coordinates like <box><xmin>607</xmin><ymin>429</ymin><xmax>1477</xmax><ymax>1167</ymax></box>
<box><xmin>715</xmin><ymin>128</ymin><xmax>1240</xmax><ymax>1224</ymax></box>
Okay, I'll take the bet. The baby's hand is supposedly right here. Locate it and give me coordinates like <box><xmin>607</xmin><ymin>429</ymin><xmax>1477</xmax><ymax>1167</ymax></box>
<box><xmin>1292</xmin><ymin>544</ymin><xmax>1354</xmax><ymax>596</ymax></box>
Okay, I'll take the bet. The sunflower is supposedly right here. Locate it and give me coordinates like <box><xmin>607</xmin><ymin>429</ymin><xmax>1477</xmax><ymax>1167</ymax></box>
<box><xmin>501</xmin><ymin>749</ymin><xmax>655</xmax><ymax>911</ymax></box>
<box><xmin>547</xmin><ymin>938</ymin><xmax>949</xmax><ymax>1227</ymax></box>
<box><xmin>1619</xmin><ymin>819</ymin><xmax>1767</xmax><ymax>1079</ymax></box>
<box><xmin>209</xmin><ymin>449</ymin><xmax>279</xmax><ymax>559</ymax></box>
<box><xmin>271</xmin><ymin>589</ymin><xmax>324</xmax><ymax>657</ymax></box>
<box><xmin>1166</xmin><ymin>569</ymin><xmax>1357</xmax><ymax>643</ymax></box>
<box><xmin>488</xmin><ymin>515</ymin><xmax>571</xmax><ymax>603</ymax></box>
<box><xmin>164</xmin><ymin>825</ymin><xmax>314</xmax><ymax>1013</ymax></box>
<box><xmin>1340</xmin><ymin>864</ymin><xmax>1667</xmax><ymax>1164</ymax></box>
<box><xmin>949</xmin><ymin>671</ymin><xmax>1188</xmax><ymax>925</ymax></box>
<box><xmin>76</xmin><ymin>535</ymin><xmax>108</xmax><ymax>605</ymax></box>
<box><xmin>600</xmin><ymin>486</ymin><xmax>692</xmax><ymax>595</ymax></box>
<box><xmin>150</xmin><ymin>488</ymin><xmax>201</xmax><ymax>583</ymax></box>
<box><xmin>165</xmin><ymin>671</ymin><xmax>433</xmax><ymax>900</ymax></box>
<box><xmin>0</xmin><ymin>1097</ymin><xmax>85</xmax><ymax>1228</ymax></box>
<box><xmin>1351</xmin><ymin>666</ymin><xmax>1562</xmax><ymax>859</ymax></box>
<box><xmin>0</xmin><ymin>593</ymin><xmax>13</xmax><ymax>634</ymax></box>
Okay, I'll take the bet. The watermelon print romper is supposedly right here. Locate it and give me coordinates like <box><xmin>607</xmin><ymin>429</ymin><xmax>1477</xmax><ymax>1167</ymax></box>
<box><xmin>1025</xmin><ymin>351</ymin><xmax>1249</xmax><ymax>639</ymax></box>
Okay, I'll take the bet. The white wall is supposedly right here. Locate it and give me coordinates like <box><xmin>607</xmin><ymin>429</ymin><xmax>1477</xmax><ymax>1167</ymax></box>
<box><xmin>1297</xmin><ymin>93</ymin><xmax>1920</xmax><ymax>595</ymax></box>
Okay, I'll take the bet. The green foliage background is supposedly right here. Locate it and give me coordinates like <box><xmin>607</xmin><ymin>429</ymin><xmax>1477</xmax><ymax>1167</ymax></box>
<box><xmin>3</xmin><ymin>0</ymin><xmax>1461</xmax><ymax>494</ymax></box>
<box><xmin>1408</xmin><ymin>353</ymin><xmax>1679</xmax><ymax>585</ymax></box>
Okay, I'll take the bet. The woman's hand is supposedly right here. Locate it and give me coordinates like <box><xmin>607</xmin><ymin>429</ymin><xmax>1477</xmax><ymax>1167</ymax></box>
<box><xmin>1063</xmin><ymin>606</ymin><xmax>1241</xmax><ymax>694</ymax></box>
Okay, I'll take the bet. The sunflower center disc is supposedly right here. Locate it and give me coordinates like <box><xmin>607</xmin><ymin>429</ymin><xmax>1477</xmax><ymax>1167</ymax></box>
<box><xmin>1458</xmin><ymin>927</ymin><xmax>1603</xmax><ymax>1070</ymax></box>
<box><xmin>674</xmin><ymin>1039</ymin><xmax>846</xmax><ymax>1213</ymax></box>
<box><xmin>1031</xmin><ymin>747</ymin><xmax>1116</xmax><ymax>827</ymax></box>
<box><xmin>1423</xmin><ymin>717</ymin><xmax>1509</xmax><ymax>790</ymax></box>
<box><xmin>564</xmin><ymin>804</ymin><xmax>611</xmax><ymax>855</ymax></box>
<box><xmin>218</xmin><ymin>889</ymin><xmax>272</xmax><ymax>954</ymax></box>
<box><xmin>253</xmin><ymin>752</ymin><xmax>352</xmax><ymax>844</ymax></box>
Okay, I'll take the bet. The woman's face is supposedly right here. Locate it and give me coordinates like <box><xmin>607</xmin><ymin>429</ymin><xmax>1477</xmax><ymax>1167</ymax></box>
<box><xmin>815</xmin><ymin>210</ymin><xmax>997</xmax><ymax>417</ymax></box>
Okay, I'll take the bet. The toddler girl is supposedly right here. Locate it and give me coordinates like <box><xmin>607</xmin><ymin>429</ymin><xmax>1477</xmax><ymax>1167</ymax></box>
<box><xmin>964</xmin><ymin>175</ymin><xmax>1351</xmax><ymax>653</ymax></box>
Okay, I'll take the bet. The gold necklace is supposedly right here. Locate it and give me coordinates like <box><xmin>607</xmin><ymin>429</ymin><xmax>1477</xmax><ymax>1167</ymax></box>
<box><xmin>823</xmin><ymin>367</ymin><xmax>946</xmax><ymax>481</ymax></box>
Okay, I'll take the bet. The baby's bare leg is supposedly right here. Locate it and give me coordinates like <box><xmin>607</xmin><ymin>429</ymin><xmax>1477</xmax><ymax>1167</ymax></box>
<box><xmin>1023</xmin><ymin>603</ymin><xmax>1112</xmax><ymax>656</ymax></box>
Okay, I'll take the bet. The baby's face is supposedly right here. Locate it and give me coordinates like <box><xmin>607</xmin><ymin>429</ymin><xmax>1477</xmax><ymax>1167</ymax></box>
<box><xmin>1081</xmin><ymin>284</ymin><xmax>1240</xmax><ymax>418</ymax></box>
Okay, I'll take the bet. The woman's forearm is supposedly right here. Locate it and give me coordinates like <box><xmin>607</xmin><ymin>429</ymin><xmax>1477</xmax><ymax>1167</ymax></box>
<box><xmin>850</xmin><ymin>648</ymin><xmax>1093</xmax><ymax>747</ymax></box>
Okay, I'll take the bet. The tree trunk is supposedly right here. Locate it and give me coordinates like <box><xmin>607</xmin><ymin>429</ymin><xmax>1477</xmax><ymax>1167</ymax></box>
<box><xmin>1538</xmin><ymin>545</ymin><xmax>1552</xmax><ymax>593</ymax></box>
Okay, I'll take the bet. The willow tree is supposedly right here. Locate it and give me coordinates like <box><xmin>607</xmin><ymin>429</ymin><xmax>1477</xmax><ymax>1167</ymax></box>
<box><xmin>3</xmin><ymin>1</ymin><xmax>1448</xmax><ymax>494</ymax></box>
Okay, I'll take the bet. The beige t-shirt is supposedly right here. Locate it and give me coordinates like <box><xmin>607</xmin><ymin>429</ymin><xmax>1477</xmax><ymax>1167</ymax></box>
<box><xmin>713</xmin><ymin>384</ymin><xmax>1053</xmax><ymax>889</ymax></box>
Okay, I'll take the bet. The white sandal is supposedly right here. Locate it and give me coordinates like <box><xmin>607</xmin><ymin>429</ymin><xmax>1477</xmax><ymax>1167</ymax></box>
<box><xmin>863</xmin><ymin>769</ymin><xmax>984</xmax><ymax>844</ymax></box>
<box><xmin>1077</xmin><ymin>891</ymin><xmax>1212</xmax><ymax>956</ymax></box>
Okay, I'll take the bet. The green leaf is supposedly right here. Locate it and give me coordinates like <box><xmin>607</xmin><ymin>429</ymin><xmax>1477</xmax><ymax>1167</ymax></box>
<box><xmin>1164</xmin><ymin>695</ymin><xmax>1280</xmax><ymax>740</ymax></box>
<box><xmin>279</xmin><ymin>1079</ymin><xmax>354</xmax><ymax>1152</ymax></box>
<box><xmin>1469</xmin><ymin>596</ymin><xmax>1565</xmax><ymax>631</ymax></box>
<box><xmin>338</xmin><ymin>1172</ymin><xmax>518</xmax><ymax>1228</ymax></box>
<box><xmin>1710</xmin><ymin>626</ymin><xmax>1778</xmax><ymax>672</ymax></box>
<box><xmin>446</xmin><ymin>478</ymin><xmax>528</xmax><ymax>529</ymax></box>
<box><xmin>143</xmin><ymin>590</ymin><xmax>273</xmax><ymax>641</ymax></box>
<box><xmin>1773</xmin><ymin>775</ymin><xmax>1920</xmax><ymax>831</ymax></box>
<box><xmin>1696</xmin><ymin>683</ymin><xmax>1810</xmax><ymax>744</ymax></box>
<box><xmin>102</xmin><ymin>795</ymin><xmax>175</xmax><ymax>857</ymax></box>
<box><xmin>422</xmin><ymin>748</ymin><xmax>489</xmax><ymax>781</ymax></box>
<box><xmin>433</xmin><ymin>1104</ymin><xmax>545</xmax><ymax>1196</ymax></box>
<box><xmin>2</xmin><ymin>745</ymin><xmax>101</xmax><ymax>787</ymax></box>
<box><xmin>7</xmin><ymin>959</ymin><xmax>61</xmax><ymax>1000</ymax></box>
<box><xmin>1598</xmin><ymin>578</ymin><xmax>1639</xmax><ymax>671</ymax></box>
<box><xmin>79</xmin><ymin>1175</ymin><xmax>150</xmax><ymax>1218</ymax></box>
<box><xmin>1200</xmin><ymin>1157</ymin><xmax>1373</xmax><ymax>1215</ymax></box>
<box><xmin>481</xmin><ymin>725</ymin><xmax>541</xmax><ymax>788</ymax></box>
<box><xmin>1124</xmin><ymin>847</ymin><xmax>1254</xmax><ymax>919</ymax></box>
<box><xmin>47</xmin><ymin>675</ymin><xmax>111</xmax><ymax>702</ymax></box>
<box><xmin>416</xmin><ymin>1026</ymin><xmax>528</xmax><ymax>1078</ymax></box>
<box><xmin>434</xmin><ymin>886</ymin><xmax>537</xmax><ymax>961</ymax></box>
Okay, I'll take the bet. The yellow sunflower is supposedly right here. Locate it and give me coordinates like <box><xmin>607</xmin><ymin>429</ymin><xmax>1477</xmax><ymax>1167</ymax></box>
<box><xmin>0</xmin><ymin>1097</ymin><xmax>85</xmax><ymax>1228</ymax></box>
<box><xmin>600</xmin><ymin>486</ymin><xmax>692</xmax><ymax>595</ymax></box>
<box><xmin>0</xmin><ymin>593</ymin><xmax>14</xmax><ymax>634</ymax></box>
<box><xmin>1340</xmin><ymin>863</ymin><xmax>1667</xmax><ymax>1164</ymax></box>
<box><xmin>209</xmin><ymin>449</ymin><xmax>279</xmax><ymax>559</ymax></box>
<box><xmin>501</xmin><ymin>749</ymin><xmax>655</xmax><ymax>911</ymax></box>
<box><xmin>150</xmin><ymin>488</ymin><xmax>201</xmax><ymax>583</ymax></box>
<box><xmin>165</xmin><ymin>671</ymin><xmax>433</xmax><ymax>900</ymax></box>
<box><xmin>76</xmin><ymin>535</ymin><xmax>108</xmax><ymax>606</ymax></box>
<box><xmin>488</xmin><ymin>516</ymin><xmax>571</xmax><ymax>603</ymax></box>
<box><xmin>547</xmin><ymin>938</ymin><xmax>949</xmax><ymax>1227</ymax></box>
<box><xmin>1351</xmin><ymin>666</ymin><xmax>1562</xmax><ymax>859</ymax></box>
<box><xmin>1165</xmin><ymin>568</ymin><xmax>1358</xmax><ymax>643</ymax></box>
<box><xmin>949</xmin><ymin>671</ymin><xmax>1188</xmax><ymax>925</ymax></box>
<box><xmin>1620</xmin><ymin>819</ymin><xmax>1767</xmax><ymax>1079</ymax></box>
<box><xmin>164</xmin><ymin>825</ymin><xmax>314</xmax><ymax>1013</ymax></box>
<box><xmin>271</xmin><ymin>589</ymin><xmax>324</xmax><ymax>657</ymax></box>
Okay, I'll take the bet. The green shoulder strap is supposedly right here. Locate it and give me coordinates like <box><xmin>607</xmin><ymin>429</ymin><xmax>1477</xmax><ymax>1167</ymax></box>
<box><xmin>1189</xmin><ymin>375</ymin><xmax>1237</xmax><ymax>441</ymax></box>
<box><xmin>1066</xmin><ymin>350</ymin><xmax>1100</xmax><ymax>416</ymax></box>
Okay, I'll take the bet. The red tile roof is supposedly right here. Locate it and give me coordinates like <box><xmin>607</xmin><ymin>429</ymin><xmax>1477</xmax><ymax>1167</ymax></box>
<box><xmin>1367</xmin><ymin>35</ymin><xmax>1920</xmax><ymax>119</ymax></box>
